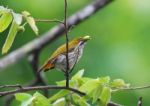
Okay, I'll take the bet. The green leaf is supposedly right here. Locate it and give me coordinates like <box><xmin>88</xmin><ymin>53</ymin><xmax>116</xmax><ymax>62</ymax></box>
<box><xmin>80</xmin><ymin>77</ymin><xmax>92</xmax><ymax>84</ymax></box>
<box><xmin>22</xmin><ymin>11</ymin><xmax>30</xmax><ymax>16</ymax></box>
<box><xmin>78</xmin><ymin>100</ymin><xmax>90</xmax><ymax>106</ymax></box>
<box><xmin>12</xmin><ymin>12</ymin><xmax>22</xmax><ymax>25</ymax></box>
<box><xmin>15</xmin><ymin>92</ymin><xmax>52</xmax><ymax>106</ymax></box>
<box><xmin>15</xmin><ymin>93</ymin><xmax>34</xmax><ymax>106</ymax></box>
<box><xmin>111</xmin><ymin>79</ymin><xmax>130</xmax><ymax>89</ymax></box>
<box><xmin>92</xmin><ymin>85</ymin><xmax>103</xmax><ymax>104</ymax></box>
<box><xmin>0</xmin><ymin>6</ymin><xmax>8</xmax><ymax>15</ymax></box>
<box><xmin>32</xmin><ymin>92</ymin><xmax>52</xmax><ymax>106</ymax></box>
<box><xmin>48</xmin><ymin>90</ymin><xmax>69</xmax><ymax>102</ymax></box>
<box><xmin>72</xmin><ymin>94</ymin><xmax>90</xmax><ymax>106</ymax></box>
<box><xmin>21</xmin><ymin>97</ymin><xmax>35</xmax><ymax>106</ymax></box>
<box><xmin>99</xmin><ymin>76</ymin><xmax>110</xmax><ymax>84</ymax></box>
<box><xmin>53</xmin><ymin>98</ymin><xmax>66</xmax><ymax>106</ymax></box>
<box><xmin>56</xmin><ymin>70</ymin><xmax>86</xmax><ymax>88</ymax></box>
<box><xmin>56</xmin><ymin>80</ymin><xmax>66</xmax><ymax>86</ymax></box>
<box><xmin>22</xmin><ymin>11</ymin><xmax>38</xmax><ymax>35</ymax></box>
<box><xmin>79</xmin><ymin>79</ymin><xmax>100</xmax><ymax>93</ymax></box>
<box><xmin>26</xmin><ymin>17</ymin><xmax>38</xmax><ymax>35</ymax></box>
<box><xmin>15</xmin><ymin>93</ymin><xmax>32</xmax><ymax>102</ymax></box>
<box><xmin>56</xmin><ymin>80</ymin><xmax>75</xmax><ymax>87</ymax></box>
<box><xmin>99</xmin><ymin>87</ymin><xmax>111</xmax><ymax>106</ymax></box>
<box><xmin>0</xmin><ymin>12</ymin><xmax>13</xmax><ymax>32</ymax></box>
<box><xmin>0</xmin><ymin>6</ymin><xmax>5</xmax><ymax>10</ymax></box>
<box><xmin>2</xmin><ymin>21</ymin><xmax>19</xmax><ymax>54</ymax></box>
<box><xmin>72</xmin><ymin>94</ymin><xmax>80</xmax><ymax>103</ymax></box>
<box><xmin>72</xmin><ymin>69</ymin><xmax>84</xmax><ymax>80</ymax></box>
<box><xmin>56</xmin><ymin>77</ymin><xmax>79</xmax><ymax>87</ymax></box>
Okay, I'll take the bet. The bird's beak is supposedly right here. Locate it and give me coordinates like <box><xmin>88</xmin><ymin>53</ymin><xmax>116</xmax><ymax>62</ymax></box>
<box><xmin>82</xmin><ymin>36</ymin><xmax>91</xmax><ymax>42</ymax></box>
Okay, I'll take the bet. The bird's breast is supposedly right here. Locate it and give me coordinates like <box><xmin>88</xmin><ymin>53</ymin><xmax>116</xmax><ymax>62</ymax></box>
<box><xmin>54</xmin><ymin>43</ymin><xmax>85</xmax><ymax>72</ymax></box>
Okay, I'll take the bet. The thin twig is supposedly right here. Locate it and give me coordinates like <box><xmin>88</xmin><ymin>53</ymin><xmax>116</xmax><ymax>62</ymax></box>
<box><xmin>119</xmin><ymin>85</ymin><xmax>150</xmax><ymax>91</ymax></box>
<box><xmin>4</xmin><ymin>78</ymin><xmax>40</xmax><ymax>106</ymax></box>
<box><xmin>35</xmin><ymin>19</ymin><xmax>64</xmax><ymax>24</ymax></box>
<box><xmin>64</xmin><ymin>0</ymin><xmax>70</xmax><ymax>88</ymax></box>
<box><xmin>0</xmin><ymin>85</ymin><xmax>86</xmax><ymax>97</ymax></box>
<box><xmin>0</xmin><ymin>84</ymin><xmax>22</xmax><ymax>89</ymax></box>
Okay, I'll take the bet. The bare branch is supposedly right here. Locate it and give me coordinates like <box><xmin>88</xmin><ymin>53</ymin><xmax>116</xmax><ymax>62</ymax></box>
<box><xmin>4</xmin><ymin>78</ymin><xmax>42</xmax><ymax>106</ymax></box>
<box><xmin>1</xmin><ymin>84</ymin><xmax>148</xmax><ymax>105</ymax></box>
<box><xmin>0</xmin><ymin>85</ymin><xmax>86</xmax><ymax>97</ymax></box>
<box><xmin>35</xmin><ymin>19</ymin><xmax>64</xmax><ymax>24</ymax></box>
<box><xmin>28</xmin><ymin>51</ymin><xmax>47</xmax><ymax>85</ymax></box>
<box><xmin>28</xmin><ymin>51</ymin><xmax>49</xmax><ymax>96</ymax></box>
<box><xmin>64</xmin><ymin>0</ymin><xmax>70</xmax><ymax>88</ymax></box>
<box><xmin>28</xmin><ymin>51</ymin><xmax>39</xmax><ymax>74</ymax></box>
<box><xmin>119</xmin><ymin>85</ymin><xmax>150</xmax><ymax>91</ymax></box>
<box><xmin>0</xmin><ymin>0</ymin><xmax>113</xmax><ymax>71</ymax></box>
<box><xmin>0</xmin><ymin>84</ymin><xmax>22</xmax><ymax>89</ymax></box>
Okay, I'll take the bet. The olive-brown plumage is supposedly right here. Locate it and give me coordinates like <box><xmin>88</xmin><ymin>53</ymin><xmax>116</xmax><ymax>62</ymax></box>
<box><xmin>38</xmin><ymin>36</ymin><xmax>91</xmax><ymax>73</ymax></box>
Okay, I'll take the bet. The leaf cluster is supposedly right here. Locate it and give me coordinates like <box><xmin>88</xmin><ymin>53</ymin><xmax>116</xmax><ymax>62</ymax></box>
<box><xmin>0</xmin><ymin>6</ymin><xmax>38</xmax><ymax>54</ymax></box>
<box><xmin>15</xmin><ymin>70</ymin><xmax>130</xmax><ymax>106</ymax></box>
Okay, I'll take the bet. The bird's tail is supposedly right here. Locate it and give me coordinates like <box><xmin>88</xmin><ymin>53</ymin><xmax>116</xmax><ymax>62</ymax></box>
<box><xmin>37</xmin><ymin>63</ymin><xmax>54</xmax><ymax>74</ymax></box>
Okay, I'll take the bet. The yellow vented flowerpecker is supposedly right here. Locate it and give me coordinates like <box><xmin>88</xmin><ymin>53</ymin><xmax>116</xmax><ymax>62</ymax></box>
<box><xmin>38</xmin><ymin>36</ymin><xmax>91</xmax><ymax>73</ymax></box>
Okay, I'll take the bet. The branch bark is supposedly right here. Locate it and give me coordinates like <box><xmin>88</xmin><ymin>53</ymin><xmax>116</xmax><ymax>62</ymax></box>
<box><xmin>0</xmin><ymin>0</ymin><xmax>113</xmax><ymax>71</ymax></box>
<box><xmin>28</xmin><ymin>51</ymin><xmax>49</xmax><ymax>97</ymax></box>
<box><xmin>0</xmin><ymin>85</ymin><xmax>86</xmax><ymax>97</ymax></box>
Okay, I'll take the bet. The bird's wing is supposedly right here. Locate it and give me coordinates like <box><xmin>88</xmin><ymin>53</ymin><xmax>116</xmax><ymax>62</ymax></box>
<box><xmin>38</xmin><ymin>60</ymin><xmax>55</xmax><ymax>72</ymax></box>
<box><xmin>38</xmin><ymin>38</ymin><xmax>80</xmax><ymax>72</ymax></box>
<box><xmin>49</xmin><ymin>38</ymin><xmax>80</xmax><ymax>60</ymax></box>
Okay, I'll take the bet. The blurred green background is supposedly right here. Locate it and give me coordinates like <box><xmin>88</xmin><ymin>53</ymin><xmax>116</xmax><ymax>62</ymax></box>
<box><xmin>0</xmin><ymin>0</ymin><xmax>150</xmax><ymax>105</ymax></box>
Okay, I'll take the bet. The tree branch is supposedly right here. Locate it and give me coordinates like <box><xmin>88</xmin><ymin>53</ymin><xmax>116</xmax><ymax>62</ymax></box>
<box><xmin>0</xmin><ymin>85</ymin><xmax>86</xmax><ymax>97</ymax></box>
<box><xmin>1</xmin><ymin>84</ymin><xmax>148</xmax><ymax>106</ymax></box>
<box><xmin>3</xmin><ymin>77</ymin><xmax>44</xmax><ymax>106</ymax></box>
<box><xmin>0</xmin><ymin>84</ymin><xmax>22</xmax><ymax>89</ymax></box>
<box><xmin>0</xmin><ymin>0</ymin><xmax>113</xmax><ymax>71</ymax></box>
<box><xmin>28</xmin><ymin>51</ymin><xmax>47</xmax><ymax>85</ymax></box>
<box><xmin>28</xmin><ymin>51</ymin><xmax>49</xmax><ymax>97</ymax></box>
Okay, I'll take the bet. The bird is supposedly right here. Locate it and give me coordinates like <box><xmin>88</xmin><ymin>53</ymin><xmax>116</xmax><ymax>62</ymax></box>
<box><xmin>38</xmin><ymin>36</ymin><xmax>91</xmax><ymax>73</ymax></box>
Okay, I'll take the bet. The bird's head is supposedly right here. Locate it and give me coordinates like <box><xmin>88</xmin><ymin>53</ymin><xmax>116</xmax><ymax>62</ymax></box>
<box><xmin>78</xmin><ymin>35</ymin><xmax>91</xmax><ymax>42</ymax></box>
<box><xmin>77</xmin><ymin>35</ymin><xmax>91</xmax><ymax>46</ymax></box>
<box><xmin>68</xmin><ymin>35</ymin><xmax>91</xmax><ymax>48</ymax></box>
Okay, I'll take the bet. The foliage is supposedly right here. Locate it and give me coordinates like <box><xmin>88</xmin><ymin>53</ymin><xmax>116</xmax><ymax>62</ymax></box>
<box><xmin>0</xmin><ymin>6</ymin><xmax>38</xmax><ymax>54</ymax></box>
<box><xmin>15</xmin><ymin>70</ymin><xmax>129</xmax><ymax>106</ymax></box>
